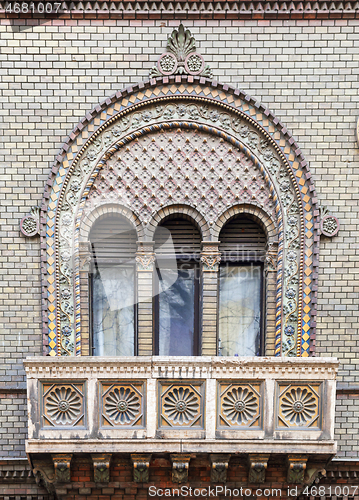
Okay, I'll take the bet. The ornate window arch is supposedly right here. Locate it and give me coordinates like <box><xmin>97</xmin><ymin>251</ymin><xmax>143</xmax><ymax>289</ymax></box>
<box><xmin>39</xmin><ymin>76</ymin><xmax>320</xmax><ymax>358</ymax></box>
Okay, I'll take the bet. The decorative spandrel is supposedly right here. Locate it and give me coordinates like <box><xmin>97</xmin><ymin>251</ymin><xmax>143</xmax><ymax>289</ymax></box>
<box><xmin>150</xmin><ymin>24</ymin><xmax>213</xmax><ymax>79</ymax></box>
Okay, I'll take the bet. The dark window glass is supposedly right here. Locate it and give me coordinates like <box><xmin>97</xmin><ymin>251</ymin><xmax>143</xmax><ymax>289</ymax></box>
<box><xmin>156</xmin><ymin>265</ymin><xmax>198</xmax><ymax>356</ymax></box>
<box><xmin>154</xmin><ymin>217</ymin><xmax>201</xmax><ymax>356</ymax></box>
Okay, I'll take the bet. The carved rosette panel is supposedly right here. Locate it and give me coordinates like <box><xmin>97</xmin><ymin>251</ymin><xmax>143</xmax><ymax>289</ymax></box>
<box><xmin>277</xmin><ymin>384</ymin><xmax>321</xmax><ymax>429</ymax></box>
<box><xmin>159</xmin><ymin>382</ymin><xmax>204</xmax><ymax>429</ymax></box>
<box><xmin>54</xmin><ymin>98</ymin><xmax>303</xmax><ymax>357</ymax></box>
<box><xmin>42</xmin><ymin>383</ymin><xmax>85</xmax><ymax>428</ymax></box>
<box><xmin>218</xmin><ymin>383</ymin><xmax>261</xmax><ymax>429</ymax></box>
<box><xmin>101</xmin><ymin>382</ymin><xmax>144</xmax><ymax>428</ymax></box>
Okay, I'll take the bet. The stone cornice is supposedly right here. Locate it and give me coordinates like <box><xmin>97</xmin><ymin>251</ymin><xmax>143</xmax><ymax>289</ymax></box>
<box><xmin>24</xmin><ymin>356</ymin><xmax>339</xmax><ymax>379</ymax></box>
<box><xmin>1</xmin><ymin>1</ymin><xmax>359</xmax><ymax>19</ymax></box>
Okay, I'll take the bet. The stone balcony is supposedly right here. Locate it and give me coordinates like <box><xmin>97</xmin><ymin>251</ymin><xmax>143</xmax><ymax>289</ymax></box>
<box><xmin>25</xmin><ymin>356</ymin><xmax>338</xmax><ymax>458</ymax></box>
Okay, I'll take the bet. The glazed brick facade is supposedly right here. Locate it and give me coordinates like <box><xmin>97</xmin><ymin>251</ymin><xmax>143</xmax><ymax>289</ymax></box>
<box><xmin>0</xmin><ymin>17</ymin><xmax>359</xmax><ymax>461</ymax></box>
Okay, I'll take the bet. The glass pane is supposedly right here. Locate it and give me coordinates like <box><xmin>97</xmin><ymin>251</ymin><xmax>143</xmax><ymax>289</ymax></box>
<box><xmin>92</xmin><ymin>265</ymin><xmax>135</xmax><ymax>356</ymax></box>
<box><xmin>219</xmin><ymin>265</ymin><xmax>261</xmax><ymax>356</ymax></box>
<box><xmin>158</xmin><ymin>267</ymin><xmax>195</xmax><ymax>356</ymax></box>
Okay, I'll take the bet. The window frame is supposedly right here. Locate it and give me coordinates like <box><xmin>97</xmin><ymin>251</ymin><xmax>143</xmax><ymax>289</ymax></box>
<box><xmin>217</xmin><ymin>259</ymin><xmax>265</xmax><ymax>357</ymax></box>
<box><xmin>153</xmin><ymin>256</ymin><xmax>201</xmax><ymax>356</ymax></box>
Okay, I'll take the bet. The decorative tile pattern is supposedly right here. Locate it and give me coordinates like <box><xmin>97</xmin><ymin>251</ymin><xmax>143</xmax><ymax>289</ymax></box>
<box><xmin>159</xmin><ymin>382</ymin><xmax>204</xmax><ymax>429</ymax></box>
<box><xmin>42</xmin><ymin>383</ymin><xmax>85</xmax><ymax>428</ymax></box>
<box><xmin>218</xmin><ymin>382</ymin><xmax>261</xmax><ymax>429</ymax></box>
<box><xmin>101</xmin><ymin>382</ymin><xmax>145</xmax><ymax>428</ymax></box>
<box><xmin>277</xmin><ymin>383</ymin><xmax>321</xmax><ymax>429</ymax></box>
<box><xmin>41</xmin><ymin>77</ymin><xmax>318</xmax><ymax>357</ymax></box>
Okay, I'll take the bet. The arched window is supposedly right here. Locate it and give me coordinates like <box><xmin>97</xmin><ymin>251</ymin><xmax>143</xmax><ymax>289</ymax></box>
<box><xmin>218</xmin><ymin>215</ymin><xmax>266</xmax><ymax>357</ymax></box>
<box><xmin>153</xmin><ymin>216</ymin><xmax>201</xmax><ymax>356</ymax></box>
<box><xmin>89</xmin><ymin>214</ymin><xmax>137</xmax><ymax>356</ymax></box>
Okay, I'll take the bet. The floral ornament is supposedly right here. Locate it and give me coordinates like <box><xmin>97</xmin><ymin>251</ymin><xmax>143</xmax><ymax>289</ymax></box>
<box><xmin>70</xmin><ymin>180</ymin><xmax>81</xmax><ymax>192</ymax></box>
<box><xmin>87</xmin><ymin>150</ymin><xmax>97</xmax><ymax>161</ymax></box>
<box><xmin>285</xmin><ymin>325</ymin><xmax>295</xmax><ymax>336</ymax></box>
<box><xmin>20</xmin><ymin>206</ymin><xmax>40</xmax><ymax>237</ymax></box>
<box><xmin>61</xmin><ymin>325</ymin><xmax>72</xmax><ymax>337</ymax></box>
<box><xmin>285</xmin><ymin>288</ymin><xmax>296</xmax><ymax>300</ymax></box>
<box><xmin>321</xmin><ymin>215</ymin><xmax>339</xmax><ymax>237</ymax></box>
<box><xmin>280</xmin><ymin>387</ymin><xmax>318</xmax><ymax>426</ymax></box>
<box><xmin>142</xmin><ymin>111</ymin><xmax>152</xmax><ymax>122</ymax></box>
<box><xmin>209</xmin><ymin>110</ymin><xmax>220</xmax><ymax>122</ymax></box>
<box><xmin>60</xmin><ymin>249</ymin><xmax>71</xmax><ymax>262</ymax></box>
<box><xmin>149</xmin><ymin>24</ymin><xmax>213</xmax><ymax>78</ymax></box>
<box><xmin>61</xmin><ymin>288</ymin><xmax>72</xmax><ymax>300</ymax></box>
<box><xmin>222</xmin><ymin>387</ymin><xmax>258</xmax><ymax>425</ymax></box>
<box><xmin>177</xmin><ymin>105</ymin><xmax>187</xmax><ymax>117</ymax></box>
<box><xmin>280</xmin><ymin>179</ymin><xmax>291</xmax><ymax>192</ymax></box>
<box><xmin>45</xmin><ymin>386</ymin><xmax>82</xmax><ymax>425</ymax></box>
<box><xmin>112</xmin><ymin>125</ymin><xmax>121</xmax><ymax>136</ymax></box>
<box><xmin>104</xmin><ymin>387</ymin><xmax>141</xmax><ymax>424</ymax></box>
<box><xmin>163</xmin><ymin>387</ymin><xmax>200</xmax><ymax>425</ymax></box>
<box><xmin>287</xmin><ymin>251</ymin><xmax>297</xmax><ymax>261</ymax></box>
<box><xmin>61</xmin><ymin>214</ymin><xmax>72</xmax><ymax>226</ymax></box>
<box><xmin>288</xmin><ymin>216</ymin><xmax>298</xmax><ymax>226</ymax></box>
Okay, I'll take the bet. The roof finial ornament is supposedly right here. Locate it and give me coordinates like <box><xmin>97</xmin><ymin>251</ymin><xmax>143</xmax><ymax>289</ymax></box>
<box><xmin>150</xmin><ymin>23</ymin><xmax>213</xmax><ymax>79</ymax></box>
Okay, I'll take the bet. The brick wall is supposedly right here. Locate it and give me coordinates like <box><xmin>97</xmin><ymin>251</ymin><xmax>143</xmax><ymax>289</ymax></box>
<box><xmin>1</xmin><ymin>18</ymin><xmax>359</xmax><ymax>457</ymax></box>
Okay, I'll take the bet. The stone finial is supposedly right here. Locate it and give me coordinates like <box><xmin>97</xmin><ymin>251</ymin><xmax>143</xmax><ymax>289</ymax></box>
<box><xmin>150</xmin><ymin>24</ymin><xmax>213</xmax><ymax>79</ymax></box>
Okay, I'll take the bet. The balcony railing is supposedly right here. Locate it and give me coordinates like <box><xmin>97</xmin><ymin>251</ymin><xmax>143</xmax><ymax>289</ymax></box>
<box><xmin>24</xmin><ymin>356</ymin><xmax>338</xmax><ymax>456</ymax></box>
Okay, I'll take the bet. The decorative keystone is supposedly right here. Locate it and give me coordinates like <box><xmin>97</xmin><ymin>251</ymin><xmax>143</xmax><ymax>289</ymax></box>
<box><xmin>20</xmin><ymin>206</ymin><xmax>40</xmax><ymax>237</ymax></box>
<box><xmin>91</xmin><ymin>454</ymin><xmax>112</xmax><ymax>483</ymax></box>
<box><xmin>150</xmin><ymin>24</ymin><xmax>213</xmax><ymax>79</ymax></box>
<box><xmin>210</xmin><ymin>454</ymin><xmax>230</xmax><ymax>483</ymax></box>
<box><xmin>248</xmin><ymin>454</ymin><xmax>270</xmax><ymax>484</ymax></box>
<box><xmin>52</xmin><ymin>454</ymin><xmax>72</xmax><ymax>483</ymax></box>
<box><xmin>170</xmin><ymin>454</ymin><xmax>192</xmax><ymax>484</ymax></box>
<box><xmin>131</xmin><ymin>454</ymin><xmax>152</xmax><ymax>483</ymax></box>
<box><xmin>287</xmin><ymin>455</ymin><xmax>308</xmax><ymax>484</ymax></box>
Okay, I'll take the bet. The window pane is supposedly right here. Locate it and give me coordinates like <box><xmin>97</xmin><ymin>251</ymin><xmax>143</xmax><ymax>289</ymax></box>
<box><xmin>158</xmin><ymin>267</ymin><xmax>195</xmax><ymax>356</ymax></box>
<box><xmin>219</xmin><ymin>265</ymin><xmax>261</xmax><ymax>356</ymax></box>
<box><xmin>92</xmin><ymin>266</ymin><xmax>135</xmax><ymax>356</ymax></box>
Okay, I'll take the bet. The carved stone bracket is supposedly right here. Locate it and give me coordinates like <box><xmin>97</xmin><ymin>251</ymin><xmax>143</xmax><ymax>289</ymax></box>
<box><xmin>287</xmin><ymin>455</ymin><xmax>308</xmax><ymax>484</ymax></box>
<box><xmin>248</xmin><ymin>454</ymin><xmax>270</xmax><ymax>484</ymax></box>
<box><xmin>131</xmin><ymin>454</ymin><xmax>152</xmax><ymax>483</ymax></box>
<box><xmin>265</xmin><ymin>241</ymin><xmax>278</xmax><ymax>272</ymax></box>
<box><xmin>20</xmin><ymin>206</ymin><xmax>40</xmax><ymax>237</ymax></box>
<box><xmin>52</xmin><ymin>454</ymin><xmax>72</xmax><ymax>483</ymax></box>
<box><xmin>91</xmin><ymin>454</ymin><xmax>112</xmax><ymax>483</ymax></box>
<box><xmin>32</xmin><ymin>458</ymin><xmax>56</xmax><ymax>494</ymax></box>
<box><xmin>210</xmin><ymin>454</ymin><xmax>230</xmax><ymax>483</ymax></box>
<box><xmin>79</xmin><ymin>241</ymin><xmax>92</xmax><ymax>272</ymax></box>
<box><xmin>170</xmin><ymin>454</ymin><xmax>192</xmax><ymax>484</ymax></box>
<box><xmin>201</xmin><ymin>242</ymin><xmax>221</xmax><ymax>272</ymax></box>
